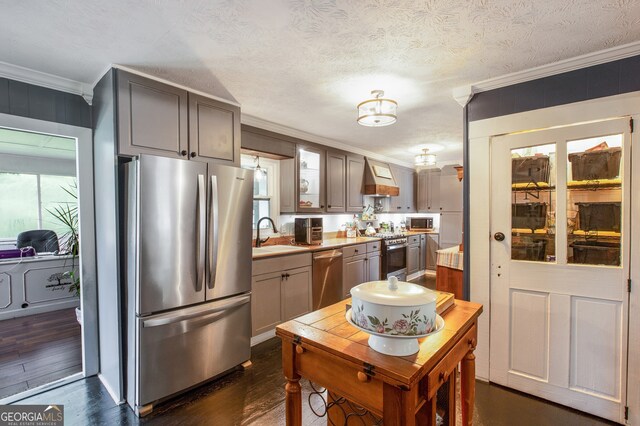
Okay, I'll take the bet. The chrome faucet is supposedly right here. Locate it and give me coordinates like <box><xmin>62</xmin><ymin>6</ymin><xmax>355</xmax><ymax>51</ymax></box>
<box><xmin>256</xmin><ymin>217</ymin><xmax>278</xmax><ymax>247</ymax></box>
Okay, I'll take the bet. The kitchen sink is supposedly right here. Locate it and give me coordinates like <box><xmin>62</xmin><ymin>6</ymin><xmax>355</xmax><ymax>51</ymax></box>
<box><xmin>252</xmin><ymin>245</ymin><xmax>309</xmax><ymax>255</ymax></box>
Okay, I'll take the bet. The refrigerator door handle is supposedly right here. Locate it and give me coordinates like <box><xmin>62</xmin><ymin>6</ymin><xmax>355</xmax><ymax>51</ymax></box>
<box><xmin>196</xmin><ymin>174</ymin><xmax>206</xmax><ymax>292</ymax></box>
<box><xmin>142</xmin><ymin>295</ymin><xmax>250</xmax><ymax>328</ymax></box>
<box><xmin>209</xmin><ymin>175</ymin><xmax>219</xmax><ymax>289</ymax></box>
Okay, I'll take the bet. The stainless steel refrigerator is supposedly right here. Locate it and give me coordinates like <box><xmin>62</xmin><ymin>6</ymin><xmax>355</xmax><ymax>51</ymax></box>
<box><xmin>123</xmin><ymin>154</ymin><xmax>253</xmax><ymax>415</ymax></box>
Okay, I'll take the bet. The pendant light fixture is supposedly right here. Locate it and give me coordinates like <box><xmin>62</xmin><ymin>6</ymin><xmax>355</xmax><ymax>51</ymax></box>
<box><xmin>254</xmin><ymin>156</ymin><xmax>266</xmax><ymax>180</ymax></box>
<box><xmin>357</xmin><ymin>90</ymin><xmax>397</xmax><ymax>127</ymax></box>
<box><xmin>414</xmin><ymin>148</ymin><xmax>437</xmax><ymax>167</ymax></box>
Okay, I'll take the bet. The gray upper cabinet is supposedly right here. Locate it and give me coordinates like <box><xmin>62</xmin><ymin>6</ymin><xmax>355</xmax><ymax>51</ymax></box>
<box><xmin>188</xmin><ymin>93</ymin><xmax>240</xmax><ymax>163</ymax></box>
<box><xmin>346</xmin><ymin>155</ymin><xmax>365</xmax><ymax>212</ymax></box>
<box><xmin>417</xmin><ymin>169</ymin><xmax>441</xmax><ymax>213</ymax></box>
<box><xmin>389</xmin><ymin>165</ymin><xmax>404</xmax><ymax>212</ymax></box>
<box><xmin>280</xmin><ymin>158</ymin><xmax>296</xmax><ymax>213</ymax></box>
<box><xmin>405</xmin><ymin>169</ymin><xmax>416</xmax><ymax>212</ymax></box>
<box><xmin>117</xmin><ymin>70</ymin><xmax>188</xmax><ymax>158</ymax></box>
<box><xmin>116</xmin><ymin>69</ymin><xmax>239</xmax><ymax>165</ymax></box>
<box><xmin>326</xmin><ymin>152</ymin><xmax>346</xmax><ymax>213</ymax></box>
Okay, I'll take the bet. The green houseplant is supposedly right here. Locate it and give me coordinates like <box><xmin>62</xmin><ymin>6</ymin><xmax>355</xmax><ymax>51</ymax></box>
<box><xmin>47</xmin><ymin>182</ymin><xmax>80</xmax><ymax>315</ymax></box>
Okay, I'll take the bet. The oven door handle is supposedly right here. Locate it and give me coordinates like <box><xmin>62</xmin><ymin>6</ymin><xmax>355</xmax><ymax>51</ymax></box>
<box><xmin>386</xmin><ymin>244</ymin><xmax>407</xmax><ymax>250</ymax></box>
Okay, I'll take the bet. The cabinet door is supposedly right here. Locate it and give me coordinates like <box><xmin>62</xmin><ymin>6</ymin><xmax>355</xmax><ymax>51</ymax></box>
<box><xmin>406</xmin><ymin>244</ymin><xmax>420</xmax><ymax>275</ymax></box>
<box><xmin>117</xmin><ymin>70</ymin><xmax>188</xmax><ymax>158</ymax></box>
<box><xmin>405</xmin><ymin>169</ymin><xmax>416</xmax><ymax>212</ymax></box>
<box><xmin>417</xmin><ymin>170</ymin><xmax>429</xmax><ymax>212</ymax></box>
<box><xmin>427</xmin><ymin>169</ymin><xmax>441</xmax><ymax>212</ymax></box>
<box><xmin>280</xmin><ymin>158</ymin><xmax>296</xmax><ymax>213</ymax></box>
<box><xmin>343</xmin><ymin>255</ymin><xmax>367</xmax><ymax>298</ymax></box>
<box><xmin>281</xmin><ymin>266</ymin><xmax>312</xmax><ymax>322</ymax></box>
<box><xmin>366</xmin><ymin>252</ymin><xmax>381</xmax><ymax>281</ymax></box>
<box><xmin>251</xmin><ymin>272</ymin><xmax>282</xmax><ymax>336</ymax></box>
<box><xmin>420</xmin><ymin>234</ymin><xmax>427</xmax><ymax>271</ymax></box>
<box><xmin>346</xmin><ymin>156</ymin><xmax>365</xmax><ymax>212</ymax></box>
<box><xmin>439</xmin><ymin>167</ymin><xmax>463</xmax><ymax>212</ymax></box>
<box><xmin>297</xmin><ymin>146</ymin><xmax>326</xmax><ymax>213</ymax></box>
<box><xmin>439</xmin><ymin>212</ymin><xmax>463</xmax><ymax>249</ymax></box>
<box><xmin>188</xmin><ymin>93</ymin><xmax>240</xmax><ymax>164</ymax></box>
<box><xmin>326</xmin><ymin>152</ymin><xmax>346</xmax><ymax>213</ymax></box>
<box><xmin>426</xmin><ymin>234</ymin><xmax>440</xmax><ymax>270</ymax></box>
<box><xmin>389</xmin><ymin>165</ymin><xmax>404</xmax><ymax>212</ymax></box>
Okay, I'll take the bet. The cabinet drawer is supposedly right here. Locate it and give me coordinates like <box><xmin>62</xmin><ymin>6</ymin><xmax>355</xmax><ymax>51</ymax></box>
<box><xmin>366</xmin><ymin>241</ymin><xmax>381</xmax><ymax>253</ymax></box>
<box><xmin>343</xmin><ymin>244</ymin><xmax>367</xmax><ymax>258</ymax></box>
<box><xmin>426</xmin><ymin>323</ymin><xmax>477</xmax><ymax>399</ymax></box>
<box><xmin>296</xmin><ymin>345</ymin><xmax>383</xmax><ymax>415</ymax></box>
<box><xmin>253</xmin><ymin>253</ymin><xmax>312</xmax><ymax>276</ymax></box>
<box><xmin>408</xmin><ymin>235</ymin><xmax>421</xmax><ymax>245</ymax></box>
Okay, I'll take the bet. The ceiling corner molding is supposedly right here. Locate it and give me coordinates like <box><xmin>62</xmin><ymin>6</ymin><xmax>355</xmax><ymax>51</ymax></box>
<box><xmin>0</xmin><ymin>61</ymin><xmax>94</xmax><ymax>105</ymax></box>
<box><xmin>452</xmin><ymin>85</ymin><xmax>475</xmax><ymax>107</ymax></box>
<box><xmin>464</xmin><ymin>40</ymin><xmax>640</xmax><ymax>95</ymax></box>
<box><xmin>241</xmin><ymin>114</ymin><xmax>414</xmax><ymax>168</ymax></box>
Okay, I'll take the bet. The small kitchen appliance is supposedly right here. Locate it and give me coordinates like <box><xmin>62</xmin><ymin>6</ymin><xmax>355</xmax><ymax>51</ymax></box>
<box><xmin>407</xmin><ymin>216</ymin><xmax>434</xmax><ymax>231</ymax></box>
<box><xmin>294</xmin><ymin>218</ymin><xmax>323</xmax><ymax>245</ymax></box>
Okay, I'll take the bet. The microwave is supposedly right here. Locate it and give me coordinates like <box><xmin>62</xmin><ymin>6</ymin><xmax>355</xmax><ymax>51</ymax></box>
<box><xmin>407</xmin><ymin>216</ymin><xmax>434</xmax><ymax>231</ymax></box>
<box><xmin>294</xmin><ymin>218</ymin><xmax>323</xmax><ymax>245</ymax></box>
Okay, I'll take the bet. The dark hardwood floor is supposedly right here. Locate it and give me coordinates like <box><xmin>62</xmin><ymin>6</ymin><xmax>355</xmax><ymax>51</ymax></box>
<box><xmin>15</xmin><ymin>337</ymin><xmax>616</xmax><ymax>426</ymax></box>
<box><xmin>410</xmin><ymin>272</ymin><xmax>436</xmax><ymax>290</ymax></box>
<box><xmin>0</xmin><ymin>308</ymin><xmax>82</xmax><ymax>399</ymax></box>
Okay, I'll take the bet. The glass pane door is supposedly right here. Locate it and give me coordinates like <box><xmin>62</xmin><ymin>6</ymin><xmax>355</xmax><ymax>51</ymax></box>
<box><xmin>298</xmin><ymin>149</ymin><xmax>321</xmax><ymax>210</ymax></box>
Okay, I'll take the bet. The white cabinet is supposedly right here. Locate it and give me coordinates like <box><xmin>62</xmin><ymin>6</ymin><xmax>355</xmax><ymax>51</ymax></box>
<box><xmin>251</xmin><ymin>253</ymin><xmax>312</xmax><ymax>337</ymax></box>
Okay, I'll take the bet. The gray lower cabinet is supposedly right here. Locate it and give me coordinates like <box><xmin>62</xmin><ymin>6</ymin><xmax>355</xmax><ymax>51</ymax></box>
<box><xmin>251</xmin><ymin>254</ymin><xmax>312</xmax><ymax>337</ymax></box>
<box><xmin>426</xmin><ymin>234</ymin><xmax>440</xmax><ymax>271</ymax></box>
<box><xmin>116</xmin><ymin>69</ymin><xmax>240</xmax><ymax>165</ymax></box>
<box><xmin>346</xmin><ymin>155</ymin><xmax>365</xmax><ymax>212</ymax></box>
<box><xmin>343</xmin><ymin>254</ymin><xmax>367</xmax><ymax>298</ymax></box>
<box><xmin>367</xmin><ymin>251</ymin><xmax>381</xmax><ymax>281</ymax></box>
<box><xmin>420</xmin><ymin>234</ymin><xmax>427</xmax><ymax>271</ymax></box>
<box><xmin>407</xmin><ymin>243</ymin><xmax>420</xmax><ymax>275</ymax></box>
<box><xmin>326</xmin><ymin>152</ymin><xmax>346</xmax><ymax>213</ymax></box>
<box><xmin>117</xmin><ymin>70</ymin><xmax>188</xmax><ymax>158</ymax></box>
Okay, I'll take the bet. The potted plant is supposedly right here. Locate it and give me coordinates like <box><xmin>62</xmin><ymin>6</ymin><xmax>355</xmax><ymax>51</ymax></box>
<box><xmin>48</xmin><ymin>183</ymin><xmax>81</xmax><ymax>324</ymax></box>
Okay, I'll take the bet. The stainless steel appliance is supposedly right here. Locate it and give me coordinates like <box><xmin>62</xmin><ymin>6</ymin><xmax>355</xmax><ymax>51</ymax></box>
<box><xmin>312</xmin><ymin>250</ymin><xmax>343</xmax><ymax>310</ymax></box>
<box><xmin>376</xmin><ymin>233</ymin><xmax>408</xmax><ymax>281</ymax></box>
<box><xmin>294</xmin><ymin>218</ymin><xmax>323</xmax><ymax>245</ymax></box>
<box><xmin>407</xmin><ymin>216</ymin><xmax>434</xmax><ymax>231</ymax></box>
<box><xmin>124</xmin><ymin>155</ymin><xmax>253</xmax><ymax>416</ymax></box>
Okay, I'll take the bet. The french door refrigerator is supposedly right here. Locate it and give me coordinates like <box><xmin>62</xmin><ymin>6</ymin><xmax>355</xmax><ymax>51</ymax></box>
<box><xmin>123</xmin><ymin>154</ymin><xmax>253</xmax><ymax>416</ymax></box>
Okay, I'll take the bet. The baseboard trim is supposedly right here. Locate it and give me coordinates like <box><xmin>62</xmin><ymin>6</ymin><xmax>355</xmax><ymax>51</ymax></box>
<box><xmin>251</xmin><ymin>329</ymin><xmax>276</xmax><ymax>347</ymax></box>
<box><xmin>98</xmin><ymin>373</ymin><xmax>125</xmax><ymax>405</ymax></box>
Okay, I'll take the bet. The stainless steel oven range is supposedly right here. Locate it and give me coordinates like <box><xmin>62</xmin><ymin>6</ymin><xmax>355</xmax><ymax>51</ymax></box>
<box><xmin>375</xmin><ymin>233</ymin><xmax>408</xmax><ymax>281</ymax></box>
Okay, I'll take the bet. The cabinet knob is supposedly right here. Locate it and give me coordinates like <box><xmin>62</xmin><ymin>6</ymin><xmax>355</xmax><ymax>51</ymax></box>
<box><xmin>190</xmin><ymin>152</ymin><xmax>196</xmax><ymax>158</ymax></box>
<box><xmin>357</xmin><ymin>372</ymin><xmax>371</xmax><ymax>383</ymax></box>
<box><xmin>320</xmin><ymin>205</ymin><xmax>324</xmax><ymax>208</ymax></box>
<box><xmin>397</xmin><ymin>206</ymin><xmax>401</xmax><ymax>210</ymax></box>
<box><xmin>328</xmin><ymin>205</ymin><xmax>332</xmax><ymax>208</ymax></box>
<box><xmin>180</xmin><ymin>150</ymin><xmax>188</xmax><ymax>156</ymax></box>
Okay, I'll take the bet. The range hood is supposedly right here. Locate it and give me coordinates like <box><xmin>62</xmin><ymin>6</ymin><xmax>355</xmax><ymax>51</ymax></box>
<box><xmin>364</xmin><ymin>158</ymin><xmax>400</xmax><ymax>196</ymax></box>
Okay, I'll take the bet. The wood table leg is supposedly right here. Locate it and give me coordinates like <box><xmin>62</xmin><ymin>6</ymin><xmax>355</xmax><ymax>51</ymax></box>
<box><xmin>383</xmin><ymin>383</ymin><xmax>416</xmax><ymax>426</ymax></box>
<box><xmin>447</xmin><ymin>368</ymin><xmax>457</xmax><ymax>425</ymax></box>
<box><xmin>282</xmin><ymin>342</ymin><xmax>302</xmax><ymax>426</ymax></box>
<box><xmin>460</xmin><ymin>349</ymin><xmax>476</xmax><ymax>426</ymax></box>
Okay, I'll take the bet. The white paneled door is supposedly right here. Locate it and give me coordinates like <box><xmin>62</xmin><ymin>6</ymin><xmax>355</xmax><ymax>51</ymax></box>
<box><xmin>489</xmin><ymin>118</ymin><xmax>631</xmax><ymax>423</ymax></box>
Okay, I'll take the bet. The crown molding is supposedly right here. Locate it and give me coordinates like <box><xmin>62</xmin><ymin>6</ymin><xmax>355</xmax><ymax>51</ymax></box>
<box><xmin>241</xmin><ymin>114</ymin><xmax>414</xmax><ymax>169</ymax></box>
<box><xmin>452</xmin><ymin>40</ymin><xmax>640</xmax><ymax>104</ymax></box>
<box><xmin>0</xmin><ymin>61</ymin><xmax>94</xmax><ymax>105</ymax></box>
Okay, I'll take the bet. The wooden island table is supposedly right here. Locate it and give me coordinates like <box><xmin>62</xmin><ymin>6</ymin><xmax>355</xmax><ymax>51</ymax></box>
<box><xmin>276</xmin><ymin>293</ymin><xmax>483</xmax><ymax>425</ymax></box>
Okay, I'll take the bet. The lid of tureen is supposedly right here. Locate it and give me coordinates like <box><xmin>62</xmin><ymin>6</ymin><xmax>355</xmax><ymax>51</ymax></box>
<box><xmin>350</xmin><ymin>276</ymin><xmax>437</xmax><ymax>306</ymax></box>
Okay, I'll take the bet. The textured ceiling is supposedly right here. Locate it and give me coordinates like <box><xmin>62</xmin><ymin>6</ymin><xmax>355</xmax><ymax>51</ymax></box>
<box><xmin>2</xmin><ymin>0</ymin><xmax>640</xmax><ymax>164</ymax></box>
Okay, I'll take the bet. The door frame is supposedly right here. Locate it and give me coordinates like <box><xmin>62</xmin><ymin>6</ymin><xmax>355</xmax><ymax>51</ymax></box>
<box><xmin>0</xmin><ymin>113</ymin><xmax>99</xmax><ymax>399</ymax></box>
<box><xmin>468</xmin><ymin>91</ymin><xmax>640</xmax><ymax>423</ymax></box>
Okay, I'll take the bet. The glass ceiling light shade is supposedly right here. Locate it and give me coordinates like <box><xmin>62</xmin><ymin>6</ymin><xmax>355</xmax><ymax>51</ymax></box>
<box><xmin>254</xmin><ymin>156</ymin><xmax>266</xmax><ymax>181</ymax></box>
<box><xmin>415</xmin><ymin>148</ymin><xmax>437</xmax><ymax>167</ymax></box>
<box><xmin>357</xmin><ymin>90</ymin><xmax>397</xmax><ymax>127</ymax></box>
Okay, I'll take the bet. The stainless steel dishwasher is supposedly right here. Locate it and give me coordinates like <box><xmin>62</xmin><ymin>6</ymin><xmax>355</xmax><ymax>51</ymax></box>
<box><xmin>312</xmin><ymin>249</ymin><xmax>344</xmax><ymax>310</ymax></box>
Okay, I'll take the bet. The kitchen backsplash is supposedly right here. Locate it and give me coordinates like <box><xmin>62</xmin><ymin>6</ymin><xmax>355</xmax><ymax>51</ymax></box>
<box><xmin>278</xmin><ymin>213</ymin><xmax>440</xmax><ymax>236</ymax></box>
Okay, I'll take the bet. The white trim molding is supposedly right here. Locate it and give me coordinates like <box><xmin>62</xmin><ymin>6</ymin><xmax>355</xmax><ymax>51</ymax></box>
<box><xmin>0</xmin><ymin>61</ymin><xmax>94</xmax><ymax>105</ymax></box>
<box><xmin>241</xmin><ymin>114</ymin><xmax>415</xmax><ymax>169</ymax></box>
<box><xmin>453</xmin><ymin>40</ymin><xmax>640</xmax><ymax>106</ymax></box>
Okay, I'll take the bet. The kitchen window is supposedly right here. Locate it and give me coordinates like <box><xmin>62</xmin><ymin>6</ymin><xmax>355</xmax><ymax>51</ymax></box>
<box><xmin>0</xmin><ymin>172</ymin><xmax>77</xmax><ymax>242</ymax></box>
<box><xmin>240</xmin><ymin>154</ymin><xmax>280</xmax><ymax>232</ymax></box>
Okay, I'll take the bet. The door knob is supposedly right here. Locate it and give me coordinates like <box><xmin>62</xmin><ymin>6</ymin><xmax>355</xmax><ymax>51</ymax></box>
<box><xmin>494</xmin><ymin>232</ymin><xmax>505</xmax><ymax>241</ymax></box>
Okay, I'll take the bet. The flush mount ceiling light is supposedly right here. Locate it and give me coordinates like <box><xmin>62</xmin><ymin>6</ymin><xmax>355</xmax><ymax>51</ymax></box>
<box><xmin>357</xmin><ymin>90</ymin><xmax>397</xmax><ymax>127</ymax></box>
<box><xmin>415</xmin><ymin>148</ymin><xmax>437</xmax><ymax>167</ymax></box>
